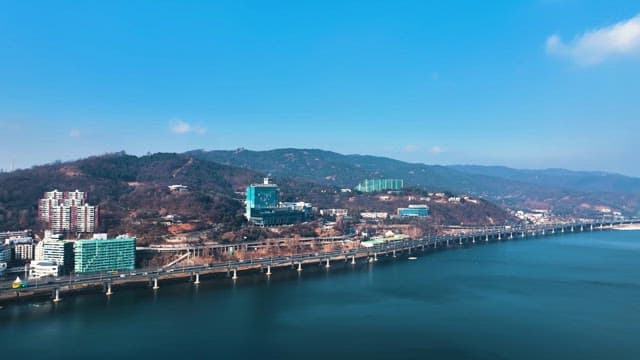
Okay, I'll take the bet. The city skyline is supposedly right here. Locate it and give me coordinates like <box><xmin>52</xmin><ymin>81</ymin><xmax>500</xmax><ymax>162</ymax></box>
<box><xmin>1</xmin><ymin>1</ymin><xmax>639</xmax><ymax>176</ymax></box>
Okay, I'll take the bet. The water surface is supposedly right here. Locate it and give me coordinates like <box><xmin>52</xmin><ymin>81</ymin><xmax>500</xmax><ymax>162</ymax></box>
<box><xmin>1</xmin><ymin>231</ymin><xmax>639</xmax><ymax>359</ymax></box>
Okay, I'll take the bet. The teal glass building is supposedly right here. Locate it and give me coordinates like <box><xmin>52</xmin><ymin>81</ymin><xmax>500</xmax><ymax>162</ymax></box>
<box><xmin>398</xmin><ymin>205</ymin><xmax>430</xmax><ymax>217</ymax></box>
<box><xmin>245</xmin><ymin>179</ymin><xmax>279</xmax><ymax>218</ymax></box>
<box><xmin>355</xmin><ymin>179</ymin><xmax>404</xmax><ymax>192</ymax></box>
<box><xmin>74</xmin><ymin>236</ymin><xmax>136</xmax><ymax>274</ymax></box>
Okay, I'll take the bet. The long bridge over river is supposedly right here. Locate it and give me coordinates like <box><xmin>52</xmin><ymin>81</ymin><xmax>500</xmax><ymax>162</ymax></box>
<box><xmin>1</xmin><ymin>219</ymin><xmax>639</xmax><ymax>305</ymax></box>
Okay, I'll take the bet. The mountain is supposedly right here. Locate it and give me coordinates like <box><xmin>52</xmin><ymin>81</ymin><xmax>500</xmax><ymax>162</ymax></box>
<box><xmin>0</xmin><ymin>152</ymin><xmax>261</xmax><ymax>244</ymax></box>
<box><xmin>0</xmin><ymin>151</ymin><xmax>515</xmax><ymax>243</ymax></box>
<box><xmin>186</xmin><ymin>148</ymin><xmax>516</xmax><ymax>195</ymax></box>
<box><xmin>449</xmin><ymin>165</ymin><xmax>640</xmax><ymax>194</ymax></box>
<box><xmin>188</xmin><ymin>148</ymin><xmax>640</xmax><ymax>216</ymax></box>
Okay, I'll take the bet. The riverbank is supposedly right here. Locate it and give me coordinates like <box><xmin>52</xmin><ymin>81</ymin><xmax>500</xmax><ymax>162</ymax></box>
<box><xmin>612</xmin><ymin>224</ymin><xmax>640</xmax><ymax>231</ymax></box>
<box><xmin>3</xmin><ymin>220</ymin><xmax>630</xmax><ymax>307</ymax></box>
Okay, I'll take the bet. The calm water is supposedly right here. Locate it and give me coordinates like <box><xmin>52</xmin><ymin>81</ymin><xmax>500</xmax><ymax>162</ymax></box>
<box><xmin>1</xmin><ymin>230</ymin><xmax>639</xmax><ymax>360</ymax></box>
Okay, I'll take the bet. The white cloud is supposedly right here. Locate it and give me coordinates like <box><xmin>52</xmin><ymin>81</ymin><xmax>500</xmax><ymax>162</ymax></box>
<box><xmin>69</xmin><ymin>129</ymin><xmax>81</xmax><ymax>138</ymax></box>
<box><xmin>546</xmin><ymin>14</ymin><xmax>640</xmax><ymax>66</ymax></box>
<box><xmin>169</xmin><ymin>119</ymin><xmax>206</xmax><ymax>135</ymax></box>
<box><xmin>431</xmin><ymin>146</ymin><xmax>443</xmax><ymax>154</ymax></box>
<box><xmin>403</xmin><ymin>144</ymin><xmax>420</xmax><ymax>153</ymax></box>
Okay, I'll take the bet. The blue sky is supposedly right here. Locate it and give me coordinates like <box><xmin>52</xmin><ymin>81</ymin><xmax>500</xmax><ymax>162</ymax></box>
<box><xmin>1</xmin><ymin>1</ymin><xmax>639</xmax><ymax>175</ymax></box>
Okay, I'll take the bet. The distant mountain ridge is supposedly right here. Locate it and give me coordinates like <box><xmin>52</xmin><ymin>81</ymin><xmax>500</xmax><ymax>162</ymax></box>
<box><xmin>449</xmin><ymin>165</ymin><xmax>640</xmax><ymax>195</ymax></box>
<box><xmin>188</xmin><ymin>148</ymin><xmax>640</xmax><ymax>216</ymax></box>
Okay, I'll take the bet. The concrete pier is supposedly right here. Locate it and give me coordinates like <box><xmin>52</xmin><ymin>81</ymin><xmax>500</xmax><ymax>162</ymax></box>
<box><xmin>53</xmin><ymin>288</ymin><xmax>61</xmax><ymax>302</ymax></box>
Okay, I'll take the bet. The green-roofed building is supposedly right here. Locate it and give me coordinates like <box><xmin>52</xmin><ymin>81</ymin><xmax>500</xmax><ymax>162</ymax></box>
<box><xmin>355</xmin><ymin>179</ymin><xmax>403</xmax><ymax>193</ymax></box>
<box><xmin>74</xmin><ymin>236</ymin><xmax>136</xmax><ymax>274</ymax></box>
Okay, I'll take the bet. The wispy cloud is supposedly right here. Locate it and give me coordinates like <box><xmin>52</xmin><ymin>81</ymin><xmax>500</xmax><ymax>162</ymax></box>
<box><xmin>403</xmin><ymin>144</ymin><xmax>420</xmax><ymax>153</ymax></box>
<box><xmin>169</xmin><ymin>119</ymin><xmax>206</xmax><ymax>135</ymax></box>
<box><xmin>69</xmin><ymin>129</ymin><xmax>81</xmax><ymax>138</ymax></box>
<box><xmin>431</xmin><ymin>146</ymin><xmax>443</xmax><ymax>154</ymax></box>
<box><xmin>546</xmin><ymin>13</ymin><xmax>640</xmax><ymax>66</ymax></box>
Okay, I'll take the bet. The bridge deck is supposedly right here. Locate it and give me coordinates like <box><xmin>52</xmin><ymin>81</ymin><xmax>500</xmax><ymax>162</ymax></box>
<box><xmin>1</xmin><ymin>220</ymin><xmax>638</xmax><ymax>304</ymax></box>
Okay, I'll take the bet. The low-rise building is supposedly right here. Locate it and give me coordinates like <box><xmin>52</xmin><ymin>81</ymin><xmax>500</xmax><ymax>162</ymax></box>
<box><xmin>29</xmin><ymin>260</ymin><xmax>59</xmax><ymax>279</ymax></box>
<box><xmin>360</xmin><ymin>212</ymin><xmax>389</xmax><ymax>220</ymax></box>
<box><xmin>398</xmin><ymin>204</ymin><xmax>430</xmax><ymax>217</ymax></box>
<box><xmin>248</xmin><ymin>208</ymin><xmax>309</xmax><ymax>226</ymax></box>
<box><xmin>320</xmin><ymin>208</ymin><xmax>348</xmax><ymax>217</ymax></box>
<box><xmin>168</xmin><ymin>184</ymin><xmax>189</xmax><ymax>193</ymax></box>
<box><xmin>0</xmin><ymin>230</ymin><xmax>32</xmax><ymax>243</ymax></box>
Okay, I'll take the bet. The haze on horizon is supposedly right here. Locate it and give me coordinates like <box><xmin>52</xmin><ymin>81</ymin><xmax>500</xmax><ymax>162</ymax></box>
<box><xmin>1</xmin><ymin>1</ymin><xmax>639</xmax><ymax>176</ymax></box>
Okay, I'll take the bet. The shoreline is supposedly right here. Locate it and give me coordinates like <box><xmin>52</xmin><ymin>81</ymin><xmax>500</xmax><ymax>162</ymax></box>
<box><xmin>3</xmin><ymin>220</ymin><xmax>633</xmax><ymax>307</ymax></box>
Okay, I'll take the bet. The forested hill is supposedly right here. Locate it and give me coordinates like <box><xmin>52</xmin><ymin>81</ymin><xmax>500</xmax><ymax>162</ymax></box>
<box><xmin>188</xmin><ymin>148</ymin><xmax>640</xmax><ymax>216</ymax></box>
<box><xmin>0</xmin><ymin>152</ymin><xmax>260</xmax><ymax>240</ymax></box>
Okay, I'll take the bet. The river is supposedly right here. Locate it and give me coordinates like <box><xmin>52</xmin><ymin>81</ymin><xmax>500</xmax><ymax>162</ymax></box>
<box><xmin>1</xmin><ymin>230</ymin><xmax>639</xmax><ymax>359</ymax></box>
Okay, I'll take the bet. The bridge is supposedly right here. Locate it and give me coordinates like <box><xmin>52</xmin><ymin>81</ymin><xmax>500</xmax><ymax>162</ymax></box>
<box><xmin>1</xmin><ymin>218</ymin><xmax>638</xmax><ymax>304</ymax></box>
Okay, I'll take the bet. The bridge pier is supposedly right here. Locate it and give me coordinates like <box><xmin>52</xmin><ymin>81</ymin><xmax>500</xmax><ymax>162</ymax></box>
<box><xmin>53</xmin><ymin>288</ymin><xmax>61</xmax><ymax>302</ymax></box>
<box><xmin>351</xmin><ymin>255</ymin><xmax>356</xmax><ymax>265</ymax></box>
<box><xmin>297</xmin><ymin>262</ymin><xmax>303</xmax><ymax>272</ymax></box>
<box><xmin>325</xmin><ymin>258</ymin><xmax>331</xmax><ymax>268</ymax></box>
<box><xmin>392</xmin><ymin>249</ymin><xmax>396</xmax><ymax>258</ymax></box>
<box><xmin>485</xmin><ymin>234</ymin><xmax>489</xmax><ymax>242</ymax></box>
<box><xmin>373</xmin><ymin>253</ymin><xmax>378</xmax><ymax>262</ymax></box>
<box><xmin>521</xmin><ymin>232</ymin><xmax>525</xmax><ymax>238</ymax></box>
<box><xmin>152</xmin><ymin>278</ymin><xmax>159</xmax><ymax>290</ymax></box>
<box><xmin>266</xmin><ymin>265</ymin><xmax>272</xmax><ymax>276</ymax></box>
<box><xmin>194</xmin><ymin>272</ymin><xmax>200</xmax><ymax>285</ymax></box>
<box><xmin>232</xmin><ymin>268</ymin><xmax>238</xmax><ymax>279</ymax></box>
<box><xmin>105</xmin><ymin>282</ymin><xmax>113</xmax><ymax>296</ymax></box>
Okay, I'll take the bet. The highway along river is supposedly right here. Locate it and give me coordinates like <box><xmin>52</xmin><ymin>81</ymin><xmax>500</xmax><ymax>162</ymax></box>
<box><xmin>1</xmin><ymin>230</ymin><xmax>639</xmax><ymax>360</ymax></box>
